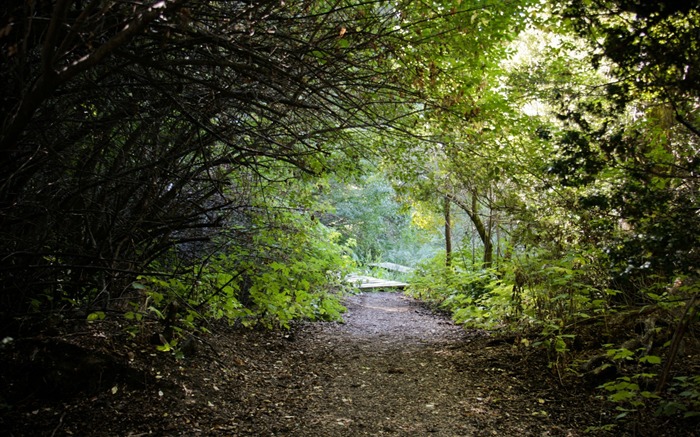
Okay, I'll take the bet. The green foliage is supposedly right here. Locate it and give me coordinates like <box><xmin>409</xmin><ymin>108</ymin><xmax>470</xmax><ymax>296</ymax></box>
<box><xmin>324</xmin><ymin>172</ymin><xmax>442</xmax><ymax>265</ymax></box>
<box><xmin>1</xmin><ymin>0</ymin><xmax>477</xmax><ymax>316</ymax></box>
<box><xmin>86</xmin><ymin>311</ymin><xmax>106</xmax><ymax>322</ymax></box>
<box><xmin>595</xmin><ymin>341</ymin><xmax>700</xmax><ymax>420</ymax></box>
<box><xmin>415</xmin><ymin>243</ymin><xmax>611</xmax><ymax>327</ymax></box>
<box><xmin>406</xmin><ymin>250</ymin><xmax>510</xmax><ymax>329</ymax></box>
<box><xmin>600</xmin><ymin>374</ymin><xmax>660</xmax><ymax>419</ymax></box>
<box><xmin>241</xmin><ymin>217</ymin><xmax>353</xmax><ymax>328</ymax></box>
<box><xmin>128</xmin><ymin>213</ymin><xmax>353</xmax><ymax>342</ymax></box>
<box><xmin>539</xmin><ymin>0</ymin><xmax>700</xmax><ymax>286</ymax></box>
<box><xmin>663</xmin><ymin>376</ymin><xmax>700</xmax><ymax>418</ymax></box>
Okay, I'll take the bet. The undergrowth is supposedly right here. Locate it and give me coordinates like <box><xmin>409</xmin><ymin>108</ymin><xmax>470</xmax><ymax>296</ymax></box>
<box><xmin>89</xmin><ymin>213</ymin><xmax>355</xmax><ymax>354</ymax></box>
<box><xmin>406</xmin><ymin>247</ymin><xmax>700</xmax><ymax>429</ymax></box>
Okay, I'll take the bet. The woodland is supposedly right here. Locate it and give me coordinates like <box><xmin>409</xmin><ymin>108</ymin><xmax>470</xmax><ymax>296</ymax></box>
<box><xmin>1</xmin><ymin>0</ymin><xmax>699</xmax><ymax>435</ymax></box>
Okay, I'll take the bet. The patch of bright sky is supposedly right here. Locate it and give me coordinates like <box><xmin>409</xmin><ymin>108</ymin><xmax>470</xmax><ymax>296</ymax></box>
<box><xmin>497</xmin><ymin>28</ymin><xmax>559</xmax><ymax>116</ymax></box>
<box><xmin>497</xmin><ymin>25</ymin><xmax>595</xmax><ymax>116</ymax></box>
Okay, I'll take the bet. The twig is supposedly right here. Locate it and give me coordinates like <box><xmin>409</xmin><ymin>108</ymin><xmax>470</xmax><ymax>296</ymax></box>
<box><xmin>50</xmin><ymin>412</ymin><xmax>66</xmax><ymax>437</ymax></box>
<box><xmin>656</xmin><ymin>295</ymin><xmax>698</xmax><ymax>394</ymax></box>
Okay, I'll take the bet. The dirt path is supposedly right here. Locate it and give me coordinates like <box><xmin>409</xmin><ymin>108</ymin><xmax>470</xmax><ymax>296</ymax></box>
<box><xmin>265</xmin><ymin>291</ymin><xmax>475</xmax><ymax>435</ymax></box>
<box><xmin>228</xmin><ymin>292</ymin><xmax>598</xmax><ymax>436</ymax></box>
<box><xmin>8</xmin><ymin>291</ymin><xmax>691</xmax><ymax>436</ymax></box>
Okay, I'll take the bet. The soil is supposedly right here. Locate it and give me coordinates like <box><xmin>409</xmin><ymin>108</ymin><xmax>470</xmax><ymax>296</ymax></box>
<box><xmin>1</xmin><ymin>291</ymin><xmax>696</xmax><ymax>436</ymax></box>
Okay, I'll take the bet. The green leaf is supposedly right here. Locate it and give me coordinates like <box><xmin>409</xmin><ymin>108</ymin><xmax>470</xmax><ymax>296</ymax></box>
<box><xmin>639</xmin><ymin>355</ymin><xmax>662</xmax><ymax>365</ymax></box>
<box><xmin>87</xmin><ymin>311</ymin><xmax>106</xmax><ymax>321</ymax></box>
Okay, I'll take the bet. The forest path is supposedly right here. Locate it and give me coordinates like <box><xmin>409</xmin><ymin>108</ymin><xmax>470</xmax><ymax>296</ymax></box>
<box><xmin>0</xmin><ymin>293</ymin><xmax>676</xmax><ymax>436</ymax></box>
<box><xmin>233</xmin><ymin>292</ymin><xmax>593</xmax><ymax>436</ymax></box>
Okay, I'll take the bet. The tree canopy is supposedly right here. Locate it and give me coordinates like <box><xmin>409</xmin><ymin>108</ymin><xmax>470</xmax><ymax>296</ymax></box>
<box><xmin>0</xmin><ymin>0</ymin><xmax>474</xmax><ymax>313</ymax></box>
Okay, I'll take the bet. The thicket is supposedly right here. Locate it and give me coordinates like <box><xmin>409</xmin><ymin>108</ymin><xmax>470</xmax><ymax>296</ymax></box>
<box><xmin>402</xmin><ymin>0</ymin><xmax>700</xmax><ymax>426</ymax></box>
<box><xmin>0</xmin><ymin>0</ymin><xmax>453</xmax><ymax>340</ymax></box>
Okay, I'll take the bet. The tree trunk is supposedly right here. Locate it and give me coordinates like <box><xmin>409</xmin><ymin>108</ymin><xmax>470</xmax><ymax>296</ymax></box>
<box><xmin>447</xmin><ymin>192</ymin><xmax>493</xmax><ymax>268</ymax></box>
<box><xmin>444</xmin><ymin>196</ymin><xmax>452</xmax><ymax>267</ymax></box>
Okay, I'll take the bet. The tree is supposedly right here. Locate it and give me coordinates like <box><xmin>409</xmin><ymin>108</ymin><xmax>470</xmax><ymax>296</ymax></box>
<box><xmin>546</xmin><ymin>0</ymin><xmax>700</xmax><ymax>283</ymax></box>
<box><xmin>405</xmin><ymin>2</ymin><xmax>700</xmax><ymax>418</ymax></box>
<box><xmin>322</xmin><ymin>170</ymin><xmax>442</xmax><ymax>265</ymax></box>
<box><xmin>1</xmin><ymin>0</ymin><xmax>531</xmax><ymax>321</ymax></box>
<box><xmin>0</xmin><ymin>0</ymin><xmax>428</xmax><ymax>314</ymax></box>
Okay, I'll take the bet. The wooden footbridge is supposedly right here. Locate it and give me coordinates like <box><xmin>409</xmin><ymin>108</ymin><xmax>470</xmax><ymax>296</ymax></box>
<box><xmin>346</xmin><ymin>263</ymin><xmax>414</xmax><ymax>290</ymax></box>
